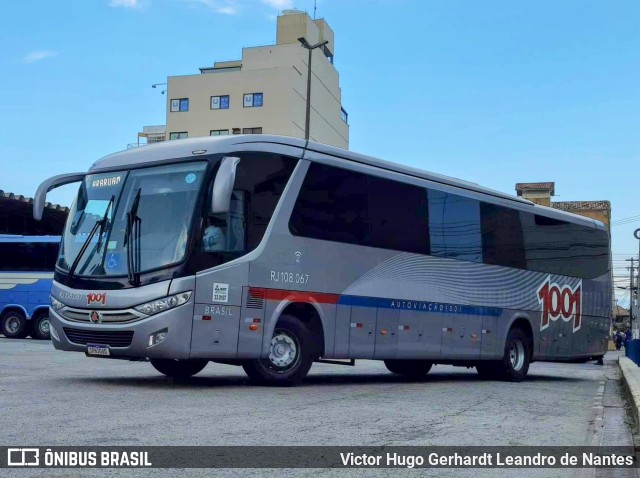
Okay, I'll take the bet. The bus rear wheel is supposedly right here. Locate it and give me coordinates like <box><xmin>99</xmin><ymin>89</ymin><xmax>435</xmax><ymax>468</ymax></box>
<box><xmin>150</xmin><ymin>359</ymin><xmax>208</xmax><ymax>378</ymax></box>
<box><xmin>477</xmin><ymin>327</ymin><xmax>531</xmax><ymax>382</ymax></box>
<box><xmin>1</xmin><ymin>310</ymin><xmax>28</xmax><ymax>339</ymax></box>
<box><xmin>31</xmin><ymin>311</ymin><xmax>51</xmax><ymax>340</ymax></box>
<box><xmin>242</xmin><ymin>315</ymin><xmax>314</xmax><ymax>386</ymax></box>
<box><xmin>384</xmin><ymin>359</ymin><xmax>433</xmax><ymax>376</ymax></box>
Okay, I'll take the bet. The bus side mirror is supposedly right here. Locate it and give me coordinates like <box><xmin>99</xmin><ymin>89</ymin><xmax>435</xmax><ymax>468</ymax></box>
<box><xmin>33</xmin><ymin>173</ymin><xmax>86</xmax><ymax>221</ymax></box>
<box><xmin>211</xmin><ymin>156</ymin><xmax>240</xmax><ymax>214</ymax></box>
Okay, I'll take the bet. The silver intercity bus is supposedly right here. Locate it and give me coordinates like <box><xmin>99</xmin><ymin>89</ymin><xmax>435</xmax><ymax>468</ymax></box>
<box><xmin>34</xmin><ymin>136</ymin><xmax>611</xmax><ymax>384</ymax></box>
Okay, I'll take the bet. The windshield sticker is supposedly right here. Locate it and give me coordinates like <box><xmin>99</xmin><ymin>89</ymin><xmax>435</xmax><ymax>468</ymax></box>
<box><xmin>107</xmin><ymin>240</ymin><xmax>117</xmax><ymax>250</ymax></box>
<box><xmin>213</xmin><ymin>283</ymin><xmax>229</xmax><ymax>303</ymax></box>
<box><xmin>90</xmin><ymin>176</ymin><xmax>122</xmax><ymax>188</ymax></box>
<box><xmin>185</xmin><ymin>173</ymin><xmax>197</xmax><ymax>184</ymax></box>
<box><xmin>105</xmin><ymin>253</ymin><xmax>121</xmax><ymax>270</ymax></box>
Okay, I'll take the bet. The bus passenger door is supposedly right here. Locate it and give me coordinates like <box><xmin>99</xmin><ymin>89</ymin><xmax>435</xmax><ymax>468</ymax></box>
<box><xmin>374</xmin><ymin>305</ymin><xmax>398</xmax><ymax>359</ymax></box>
<box><xmin>348</xmin><ymin>297</ymin><xmax>376</xmax><ymax>359</ymax></box>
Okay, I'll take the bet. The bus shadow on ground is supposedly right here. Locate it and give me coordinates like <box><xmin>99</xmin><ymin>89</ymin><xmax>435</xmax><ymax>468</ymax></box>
<box><xmin>61</xmin><ymin>370</ymin><xmax>587</xmax><ymax>390</ymax></box>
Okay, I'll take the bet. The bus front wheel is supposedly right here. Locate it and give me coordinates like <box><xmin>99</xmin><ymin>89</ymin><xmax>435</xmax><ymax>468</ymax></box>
<box><xmin>150</xmin><ymin>359</ymin><xmax>208</xmax><ymax>378</ymax></box>
<box><xmin>1</xmin><ymin>309</ymin><xmax>28</xmax><ymax>339</ymax></box>
<box><xmin>242</xmin><ymin>315</ymin><xmax>314</xmax><ymax>386</ymax></box>
<box><xmin>384</xmin><ymin>359</ymin><xmax>433</xmax><ymax>376</ymax></box>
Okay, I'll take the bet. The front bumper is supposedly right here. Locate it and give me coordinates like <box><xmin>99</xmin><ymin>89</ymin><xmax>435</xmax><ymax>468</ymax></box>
<box><xmin>49</xmin><ymin>304</ymin><xmax>194</xmax><ymax>360</ymax></box>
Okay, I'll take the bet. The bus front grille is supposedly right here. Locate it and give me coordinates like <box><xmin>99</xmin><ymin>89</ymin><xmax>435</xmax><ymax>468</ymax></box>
<box><xmin>60</xmin><ymin>308</ymin><xmax>142</xmax><ymax>324</ymax></box>
<box><xmin>63</xmin><ymin>328</ymin><xmax>134</xmax><ymax>348</ymax></box>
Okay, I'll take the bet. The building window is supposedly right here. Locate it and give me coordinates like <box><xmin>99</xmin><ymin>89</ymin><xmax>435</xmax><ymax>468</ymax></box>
<box><xmin>170</xmin><ymin>98</ymin><xmax>189</xmax><ymax>112</ymax></box>
<box><xmin>242</xmin><ymin>127</ymin><xmax>262</xmax><ymax>134</ymax></box>
<box><xmin>211</xmin><ymin>95</ymin><xmax>230</xmax><ymax>110</ymax></box>
<box><xmin>243</xmin><ymin>93</ymin><xmax>263</xmax><ymax>108</ymax></box>
<box><xmin>210</xmin><ymin>129</ymin><xmax>229</xmax><ymax>136</ymax></box>
<box><xmin>169</xmin><ymin>132</ymin><xmax>188</xmax><ymax>140</ymax></box>
<box><xmin>340</xmin><ymin>107</ymin><xmax>348</xmax><ymax>124</ymax></box>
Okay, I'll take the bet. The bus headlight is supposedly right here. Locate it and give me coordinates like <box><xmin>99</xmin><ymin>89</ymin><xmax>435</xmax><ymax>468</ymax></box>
<box><xmin>50</xmin><ymin>296</ymin><xmax>64</xmax><ymax>312</ymax></box>
<box><xmin>134</xmin><ymin>291</ymin><xmax>192</xmax><ymax>316</ymax></box>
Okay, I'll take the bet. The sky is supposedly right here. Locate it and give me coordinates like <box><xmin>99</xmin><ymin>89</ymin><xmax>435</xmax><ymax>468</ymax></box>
<box><xmin>1</xmin><ymin>0</ymin><xmax>638</xmax><ymax>301</ymax></box>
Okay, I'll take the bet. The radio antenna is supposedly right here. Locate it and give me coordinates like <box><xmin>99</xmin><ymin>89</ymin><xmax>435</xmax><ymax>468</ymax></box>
<box><xmin>313</xmin><ymin>0</ymin><xmax>317</xmax><ymax>19</ymax></box>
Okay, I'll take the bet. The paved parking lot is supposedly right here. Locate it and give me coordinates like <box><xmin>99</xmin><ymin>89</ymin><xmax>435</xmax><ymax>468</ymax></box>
<box><xmin>0</xmin><ymin>338</ymin><xmax>629</xmax><ymax>477</ymax></box>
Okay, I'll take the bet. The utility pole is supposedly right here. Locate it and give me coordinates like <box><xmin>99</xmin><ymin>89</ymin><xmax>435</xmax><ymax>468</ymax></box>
<box><xmin>298</xmin><ymin>37</ymin><xmax>329</xmax><ymax>141</ymax></box>
<box><xmin>628</xmin><ymin>258</ymin><xmax>636</xmax><ymax>338</ymax></box>
<box><xmin>635</xmin><ymin>229</ymin><xmax>640</xmax><ymax>327</ymax></box>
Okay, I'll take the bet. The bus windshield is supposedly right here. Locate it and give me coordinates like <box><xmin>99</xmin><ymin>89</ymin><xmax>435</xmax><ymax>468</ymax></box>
<box><xmin>58</xmin><ymin>161</ymin><xmax>207</xmax><ymax>277</ymax></box>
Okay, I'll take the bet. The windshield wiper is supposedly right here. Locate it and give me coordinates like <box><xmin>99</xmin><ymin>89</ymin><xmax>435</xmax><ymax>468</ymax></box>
<box><xmin>124</xmin><ymin>188</ymin><xmax>142</xmax><ymax>287</ymax></box>
<box><xmin>96</xmin><ymin>195</ymin><xmax>115</xmax><ymax>254</ymax></box>
<box><xmin>65</xmin><ymin>195</ymin><xmax>115</xmax><ymax>284</ymax></box>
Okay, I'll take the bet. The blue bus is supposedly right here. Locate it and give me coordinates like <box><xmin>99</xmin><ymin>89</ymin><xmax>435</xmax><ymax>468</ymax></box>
<box><xmin>0</xmin><ymin>235</ymin><xmax>59</xmax><ymax>340</ymax></box>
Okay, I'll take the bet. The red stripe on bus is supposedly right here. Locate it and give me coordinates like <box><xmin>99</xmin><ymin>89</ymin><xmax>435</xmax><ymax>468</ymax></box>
<box><xmin>249</xmin><ymin>288</ymin><xmax>340</xmax><ymax>305</ymax></box>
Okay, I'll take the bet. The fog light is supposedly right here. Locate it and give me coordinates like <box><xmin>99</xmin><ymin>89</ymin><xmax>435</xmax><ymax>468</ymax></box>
<box><xmin>148</xmin><ymin>328</ymin><xmax>168</xmax><ymax>347</ymax></box>
<box><xmin>50</xmin><ymin>324</ymin><xmax>60</xmax><ymax>341</ymax></box>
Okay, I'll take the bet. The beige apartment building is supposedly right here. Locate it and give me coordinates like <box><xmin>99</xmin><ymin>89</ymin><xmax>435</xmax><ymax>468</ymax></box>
<box><xmin>138</xmin><ymin>10</ymin><xmax>349</xmax><ymax>149</ymax></box>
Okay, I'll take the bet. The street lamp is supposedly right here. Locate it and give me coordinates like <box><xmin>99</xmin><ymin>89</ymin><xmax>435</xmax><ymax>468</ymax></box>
<box><xmin>298</xmin><ymin>37</ymin><xmax>329</xmax><ymax>141</ymax></box>
<box><xmin>151</xmin><ymin>82</ymin><xmax>167</xmax><ymax>95</ymax></box>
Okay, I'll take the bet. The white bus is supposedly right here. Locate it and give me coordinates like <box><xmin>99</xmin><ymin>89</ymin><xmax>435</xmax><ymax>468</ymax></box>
<box><xmin>34</xmin><ymin>136</ymin><xmax>611</xmax><ymax>384</ymax></box>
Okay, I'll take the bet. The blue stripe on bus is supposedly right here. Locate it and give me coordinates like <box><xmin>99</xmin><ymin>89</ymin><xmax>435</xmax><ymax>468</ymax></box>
<box><xmin>337</xmin><ymin>295</ymin><xmax>502</xmax><ymax>317</ymax></box>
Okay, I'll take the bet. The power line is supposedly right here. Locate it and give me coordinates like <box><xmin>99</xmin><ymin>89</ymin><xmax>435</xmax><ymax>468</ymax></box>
<box><xmin>612</xmin><ymin>214</ymin><xmax>640</xmax><ymax>224</ymax></box>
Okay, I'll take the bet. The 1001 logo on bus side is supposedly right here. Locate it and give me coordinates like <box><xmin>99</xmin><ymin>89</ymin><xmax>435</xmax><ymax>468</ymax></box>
<box><xmin>537</xmin><ymin>277</ymin><xmax>582</xmax><ymax>333</ymax></box>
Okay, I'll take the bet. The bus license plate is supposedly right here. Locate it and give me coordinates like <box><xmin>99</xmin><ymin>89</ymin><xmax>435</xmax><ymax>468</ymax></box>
<box><xmin>87</xmin><ymin>344</ymin><xmax>110</xmax><ymax>356</ymax></box>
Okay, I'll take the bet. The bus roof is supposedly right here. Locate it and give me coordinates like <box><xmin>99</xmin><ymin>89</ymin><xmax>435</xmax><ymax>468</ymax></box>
<box><xmin>0</xmin><ymin>235</ymin><xmax>60</xmax><ymax>243</ymax></box>
<box><xmin>90</xmin><ymin>135</ymin><xmax>601</xmax><ymax>229</ymax></box>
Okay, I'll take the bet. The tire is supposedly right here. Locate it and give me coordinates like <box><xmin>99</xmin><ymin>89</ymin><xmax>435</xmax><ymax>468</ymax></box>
<box><xmin>242</xmin><ymin>315</ymin><xmax>315</xmax><ymax>386</ymax></box>
<box><xmin>1</xmin><ymin>309</ymin><xmax>28</xmax><ymax>339</ymax></box>
<box><xmin>31</xmin><ymin>312</ymin><xmax>51</xmax><ymax>340</ymax></box>
<box><xmin>477</xmin><ymin>327</ymin><xmax>531</xmax><ymax>382</ymax></box>
<box><xmin>150</xmin><ymin>359</ymin><xmax>208</xmax><ymax>378</ymax></box>
<box><xmin>384</xmin><ymin>359</ymin><xmax>433</xmax><ymax>376</ymax></box>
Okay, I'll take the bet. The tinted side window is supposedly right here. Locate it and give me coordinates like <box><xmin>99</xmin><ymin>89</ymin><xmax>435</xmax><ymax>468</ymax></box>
<box><xmin>45</xmin><ymin>243</ymin><xmax>60</xmax><ymax>270</ymax></box>
<box><xmin>522</xmin><ymin>213</ymin><xmax>609</xmax><ymax>278</ymax></box>
<box><xmin>238</xmin><ymin>154</ymin><xmax>298</xmax><ymax>250</ymax></box>
<box><xmin>429</xmin><ymin>190</ymin><xmax>482</xmax><ymax>263</ymax></box>
<box><xmin>480</xmin><ymin>202</ymin><xmax>526</xmax><ymax>269</ymax></box>
<box><xmin>194</xmin><ymin>154</ymin><xmax>298</xmax><ymax>272</ymax></box>
<box><xmin>368</xmin><ymin>176</ymin><xmax>429</xmax><ymax>254</ymax></box>
<box><xmin>0</xmin><ymin>242</ymin><xmax>57</xmax><ymax>272</ymax></box>
<box><xmin>289</xmin><ymin>163</ymin><xmax>369</xmax><ymax>246</ymax></box>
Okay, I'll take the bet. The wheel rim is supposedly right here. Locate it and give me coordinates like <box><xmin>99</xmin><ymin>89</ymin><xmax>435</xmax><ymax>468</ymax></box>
<box><xmin>39</xmin><ymin>318</ymin><xmax>50</xmax><ymax>335</ymax></box>
<box><xmin>6</xmin><ymin>316</ymin><xmax>21</xmax><ymax>334</ymax></box>
<box><xmin>268</xmin><ymin>331</ymin><xmax>299</xmax><ymax>370</ymax></box>
<box><xmin>509</xmin><ymin>338</ymin><xmax>525</xmax><ymax>371</ymax></box>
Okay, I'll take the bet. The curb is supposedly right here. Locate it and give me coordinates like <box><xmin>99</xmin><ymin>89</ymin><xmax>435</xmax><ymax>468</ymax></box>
<box><xmin>619</xmin><ymin>356</ymin><xmax>640</xmax><ymax>435</ymax></box>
